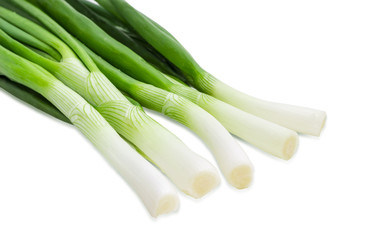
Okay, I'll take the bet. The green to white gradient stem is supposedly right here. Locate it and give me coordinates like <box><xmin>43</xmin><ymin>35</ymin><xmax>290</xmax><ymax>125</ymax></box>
<box><xmin>26</xmin><ymin>0</ymin><xmax>299</xmax><ymax>159</ymax></box>
<box><xmin>0</xmin><ymin>45</ymin><xmax>179</xmax><ymax>217</ymax></box>
<box><xmin>195</xmin><ymin>71</ymin><xmax>327</xmax><ymax>136</ymax></box>
<box><xmin>0</xmin><ymin>3</ymin><xmax>220</xmax><ymax>197</ymax></box>
<box><xmin>95</xmin><ymin>0</ymin><xmax>326</xmax><ymax>136</ymax></box>
<box><xmin>165</xmin><ymin>78</ymin><xmax>298</xmax><ymax>160</ymax></box>
<box><xmin>86</xmin><ymin>48</ymin><xmax>253</xmax><ymax>188</ymax></box>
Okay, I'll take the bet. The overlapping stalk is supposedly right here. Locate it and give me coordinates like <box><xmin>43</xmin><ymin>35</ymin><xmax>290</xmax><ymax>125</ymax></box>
<box><xmin>0</xmin><ymin>0</ymin><xmax>328</xmax><ymax>218</ymax></box>
<box><xmin>83</xmin><ymin>47</ymin><xmax>253</xmax><ymax>189</ymax></box>
<box><xmin>0</xmin><ymin>45</ymin><xmax>179</xmax><ymax>217</ymax></box>
<box><xmin>0</xmin><ymin>3</ymin><xmax>254</xmax><ymax>188</ymax></box>
<box><xmin>30</xmin><ymin>0</ymin><xmax>299</xmax><ymax>160</ymax></box>
<box><xmin>0</xmin><ymin>2</ymin><xmax>220</xmax><ymax>198</ymax></box>
<box><xmin>94</xmin><ymin>0</ymin><xmax>327</xmax><ymax>136</ymax></box>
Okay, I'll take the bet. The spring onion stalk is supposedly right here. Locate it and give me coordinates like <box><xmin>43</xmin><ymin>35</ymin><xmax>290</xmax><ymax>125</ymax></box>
<box><xmin>0</xmin><ymin>2</ymin><xmax>220</xmax><ymax>198</ymax></box>
<box><xmin>0</xmin><ymin>8</ymin><xmax>252</xmax><ymax>189</ymax></box>
<box><xmin>0</xmin><ymin>45</ymin><xmax>180</xmax><ymax>217</ymax></box>
<box><xmin>0</xmin><ymin>76</ymin><xmax>70</xmax><ymax>123</ymax></box>
<box><xmin>167</xmin><ymin>79</ymin><xmax>298</xmax><ymax>159</ymax></box>
<box><xmin>63</xmin><ymin>2</ymin><xmax>325</xmax><ymax>133</ymax></box>
<box><xmin>3</xmin><ymin>61</ymin><xmax>253</xmax><ymax>189</ymax></box>
<box><xmin>94</xmin><ymin>0</ymin><xmax>326</xmax><ymax>136</ymax></box>
<box><xmin>30</xmin><ymin>0</ymin><xmax>299</xmax><ymax>159</ymax></box>
<box><xmin>81</xmin><ymin>45</ymin><xmax>254</xmax><ymax>189</ymax></box>
<box><xmin>1</xmin><ymin>21</ymin><xmax>253</xmax><ymax>189</ymax></box>
<box><xmin>210</xmin><ymin>84</ymin><xmax>327</xmax><ymax>136</ymax></box>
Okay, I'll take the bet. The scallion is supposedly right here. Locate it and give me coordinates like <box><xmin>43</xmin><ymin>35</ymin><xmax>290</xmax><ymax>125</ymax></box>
<box><xmin>0</xmin><ymin>44</ymin><xmax>179</xmax><ymax>217</ymax></box>
<box><xmin>30</xmin><ymin>0</ymin><xmax>299</xmax><ymax>159</ymax></box>
<box><xmin>95</xmin><ymin>0</ymin><xmax>327</xmax><ymax>136</ymax></box>
<box><xmin>0</xmin><ymin>2</ymin><xmax>220</xmax><ymax>198</ymax></box>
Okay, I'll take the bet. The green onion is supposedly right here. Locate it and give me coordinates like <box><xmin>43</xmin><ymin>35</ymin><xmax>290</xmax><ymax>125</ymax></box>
<box><xmin>82</xmin><ymin>44</ymin><xmax>253</xmax><ymax>189</ymax></box>
<box><xmin>1</xmin><ymin>3</ymin><xmax>253</xmax><ymax>190</ymax></box>
<box><xmin>0</xmin><ymin>44</ymin><xmax>179</xmax><ymax>217</ymax></box>
<box><xmin>0</xmin><ymin>2</ymin><xmax>220</xmax><ymax>198</ymax></box>
<box><xmin>95</xmin><ymin>0</ymin><xmax>327</xmax><ymax>136</ymax></box>
<box><xmin>1</xmin><ymin>23</ymin><xmax>253</xmax><ymax>189</ymax></box>
<box><xmin>166</xmin><ymin>78</ymin><xmax>298</xmax><ymax>160</ymax></box>
<box><xmin>30</xmin><ymin>0</ymin><xmax>299</xmax><ymax>159</ymax></box>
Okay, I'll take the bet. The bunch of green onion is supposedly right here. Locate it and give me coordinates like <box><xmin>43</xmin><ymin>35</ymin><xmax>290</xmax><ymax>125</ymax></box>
<box><xmin>0</xmin><ymin>0</ymin><xmax>326</xmax><ymax>217</ymax></box>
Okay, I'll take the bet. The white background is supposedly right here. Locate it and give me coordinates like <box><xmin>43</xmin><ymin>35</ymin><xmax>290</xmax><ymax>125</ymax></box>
<box><xmin>1</xmin><ymin>0</ymin><xmax>369</xmax><ymax>239</ymax></box>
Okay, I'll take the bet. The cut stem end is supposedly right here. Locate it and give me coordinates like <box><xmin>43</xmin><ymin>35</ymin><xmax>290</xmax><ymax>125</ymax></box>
<box><xmin>282</xmin><ymin>133</ymin><xmax>299</xmax><ymax>160</ymax></box>
<box><xmin>152</xmin><ymin>194</ymin><xmax>180</xmax><ymax>218</ymax></box>
<box><xmin>190</xmin><ymin>171</ymin><xmax>220</xmax><ymax>199</ymax></box>
<box><xmin>229</xmin><ymin>165</ymin><xmax>253</xmax><ymax>189</ymax></box>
